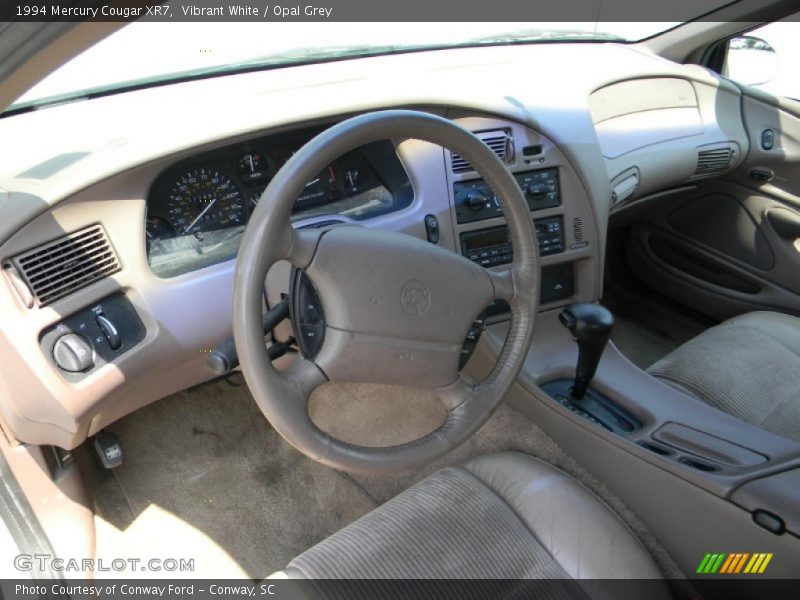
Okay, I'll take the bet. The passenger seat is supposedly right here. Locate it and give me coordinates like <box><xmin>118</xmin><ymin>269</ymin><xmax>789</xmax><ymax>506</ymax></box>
<box><xmin>647</xmin><ymin>311</ymin><xmax>800</xmax><ymax>442</ymax></box>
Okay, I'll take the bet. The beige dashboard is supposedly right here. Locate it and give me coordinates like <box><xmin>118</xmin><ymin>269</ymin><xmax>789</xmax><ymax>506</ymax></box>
<box><xmin>0</xmin><ymin>42</ymin><xmax>751</xmax><ymax>449</ymax></box>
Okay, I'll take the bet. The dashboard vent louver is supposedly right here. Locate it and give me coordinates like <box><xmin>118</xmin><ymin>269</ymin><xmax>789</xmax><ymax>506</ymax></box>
<box><xmin>694</xmin><ymin>147</ymin><xmax>733</xmax><ymax>177</ymax></box>
<box><xmin>451</xmin><ymin>131</ymin><xmax>514</xmax><ymax>174</ymax></box>
<box><xmin>12</xmin><ymin>225</ymin><xmax>120</xmax><ymax>306</ymax></box>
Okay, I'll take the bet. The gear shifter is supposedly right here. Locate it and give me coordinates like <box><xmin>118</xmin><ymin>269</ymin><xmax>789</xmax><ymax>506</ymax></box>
<box><xmin>558</xmin><ymin>302</ymin><xmax>614</xmax><ymax>398</ymax></box>
<box><xmin>542</xmin><ymin>303</ymin><xmax>637</xmax><ymax>434</ymax></box>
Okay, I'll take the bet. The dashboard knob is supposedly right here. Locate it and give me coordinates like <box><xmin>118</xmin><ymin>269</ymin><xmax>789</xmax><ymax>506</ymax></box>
<box><xmin>53</xmin><ymin>333</ymin><xmax>94</xmax><ymax>372</ymax></box>
<box><xmin>464</xmin><ymin>190</ymin><xmax>488</xmax><ymax>210</ymax></box>
<box><xmin>526</xmin><ymin>182</ymin><xmax>548</xmax><ymax>197</ymax></box>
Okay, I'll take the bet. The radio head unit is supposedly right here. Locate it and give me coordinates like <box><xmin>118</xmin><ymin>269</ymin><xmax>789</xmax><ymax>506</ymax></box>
<box><xmin>460</xmin><ymin>216</ymin><xmax>564</xmax><ymax>267</ymax></box>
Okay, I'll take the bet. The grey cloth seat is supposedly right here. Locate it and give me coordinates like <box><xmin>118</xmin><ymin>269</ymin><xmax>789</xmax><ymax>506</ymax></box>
<box><xmin>648</xmin><ymin>311</ymin><xmax>800</xmax><ymax>442</ymax></box>
<box><xmin>273</xmin><ymin>452</ymin><xmax>670</xmax><ymax>598</ymax></box>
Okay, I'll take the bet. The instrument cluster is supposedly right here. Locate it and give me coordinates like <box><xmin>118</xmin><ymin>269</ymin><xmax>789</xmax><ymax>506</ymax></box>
<box><xmin>147</xmin><ymin>149</ymin><xmax>382</xmax><ymax>242</ymax></box>
<box><xmin>145</xmin><ymin>127</ymin><xmax>411</xmax><ymax>278</ymax></box>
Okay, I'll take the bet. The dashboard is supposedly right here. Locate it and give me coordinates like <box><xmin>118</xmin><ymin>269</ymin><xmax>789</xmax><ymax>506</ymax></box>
<box><xmin>146</xmin><ymin>127</ymin><xmax>412</xmax><ymax>277</ymax></box>
<box><xmin>0</xmin><ymin>41</ymin><xmax>751</xmax><ymax>452</ymax></box>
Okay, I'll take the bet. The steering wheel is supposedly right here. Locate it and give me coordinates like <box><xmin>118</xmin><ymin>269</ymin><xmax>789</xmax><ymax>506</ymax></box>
<box><xmin>233</xmin><ymin>110</ymin><xmax>540</xmax><ymax>474</ymax></box>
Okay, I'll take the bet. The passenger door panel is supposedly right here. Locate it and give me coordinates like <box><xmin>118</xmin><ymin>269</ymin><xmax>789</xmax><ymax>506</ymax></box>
<box><xmin>626</xmin><ymin>91</ymin><xmax>800</xmax><ymax>321</ymax></box>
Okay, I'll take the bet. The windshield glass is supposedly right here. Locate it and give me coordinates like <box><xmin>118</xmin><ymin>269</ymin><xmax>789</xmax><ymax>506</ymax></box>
<box><xmin>10</xmin><ymin>22</ymin><xmax>680</xmax><ymax>112</ymax></box>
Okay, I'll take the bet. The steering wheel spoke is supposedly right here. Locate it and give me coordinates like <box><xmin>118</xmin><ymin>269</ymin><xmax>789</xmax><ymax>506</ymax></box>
<box><xmin>285</xmin><ymin>356</ymin><xmax>328</xmax><ymax>402</ymax></box>
<box><xmin>486</xmin><ymin>266</ymin><xmax>515</xmax><ymax>302</ymax></box>
<box><xmin>287</xmin><ymin>228</ymin><xmax>325</xmax><ymax>268</ymax></box>
<box><xmin>434</xmin><ymin>373</ymin><xmax>476</xmax><ymax>411</ymax></box>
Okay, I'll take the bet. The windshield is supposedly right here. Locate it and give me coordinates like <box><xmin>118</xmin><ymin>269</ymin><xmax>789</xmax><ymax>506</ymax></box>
<box><xmin>10</xmin><ymin>22</ymin><xmax>680</xmax><ymax>113</ymax></box>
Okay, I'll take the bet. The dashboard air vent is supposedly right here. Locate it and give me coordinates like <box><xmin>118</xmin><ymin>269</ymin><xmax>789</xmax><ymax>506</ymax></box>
<box><xmin>694</xmin><ymin>147</ymin><xmax>733</xmax><ymax>177</ymax></box>
<box><xmin>451</xmin><ymin>130</ymin><xmax>514</xmax><ymax>174</ymax></box>
<box><xmin>12</xmin><ymin>225</ymin><xmax>120</xmax><ymax>306</ymax></box>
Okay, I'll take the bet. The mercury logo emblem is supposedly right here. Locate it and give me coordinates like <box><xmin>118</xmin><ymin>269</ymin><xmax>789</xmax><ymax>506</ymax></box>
<box><xmin>400</xmin><ymin>280</ymin><xmax>431</xmax><ymax>317</ymax></box>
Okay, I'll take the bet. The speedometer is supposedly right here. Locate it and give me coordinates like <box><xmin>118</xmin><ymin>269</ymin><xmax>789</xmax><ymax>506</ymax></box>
<box><xmin>166</xmin><ymin>168</ymin><xmax>244</xmax><ymax>235</ymax></box>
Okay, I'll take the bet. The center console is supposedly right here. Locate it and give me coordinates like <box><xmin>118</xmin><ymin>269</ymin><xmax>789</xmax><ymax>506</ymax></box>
<box><xmin>459</xmin><ymin>220</ymin><xmax>575</xmax><ymax>304</ymax></box>
<box><xmin>448</xmin><ymin>119</ymin><xmax>800</xmax><ymax>584</ymax></box>
<box><xmin>451</xmin><ymin>164</ymin><xmax>578</xmax><ymax>308</ymax></box>
<box><xmin>446</xmin><ymin>117</ymin><xmax>598</xmax><ymax>316</ymax></box>
<box><xmin>469</xmin><ymin>310</ymin><xmax>800</xmax><ymax>581</ymax></box>
<box><xmin>448</xmin><ymin>119</ymin><xmax>595</xmax><ymax>369</ymax></box>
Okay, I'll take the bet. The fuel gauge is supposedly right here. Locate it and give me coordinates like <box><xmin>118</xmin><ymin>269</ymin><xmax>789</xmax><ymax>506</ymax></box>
<box><xmin>338</xmin><ymin>153</ymin><xmax>374</xmax><ymax>196</ymax></box>
<box><xmin>344</xmin><ymin>167</ymin><xmax>362</xmax><ymax>192</ymax></box>
<box><xmin>146</xmin><ymin>215</ymin><xmax>175</xmax><ymax>241</ymax></box>
<box><xmin>145</xmin><ymin>216</ymin><xmax>175</xmax><ymax>257</ymax></box>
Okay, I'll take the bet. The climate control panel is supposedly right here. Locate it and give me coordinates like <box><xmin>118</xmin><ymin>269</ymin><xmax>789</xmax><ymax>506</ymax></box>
<box><xmin>454</xmin><ymin>167</ymin><xmax>561</xmax><ymax>224</ymax></box>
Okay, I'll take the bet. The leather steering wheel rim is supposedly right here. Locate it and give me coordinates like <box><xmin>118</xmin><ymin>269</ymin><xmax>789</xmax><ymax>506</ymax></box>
<box><xmin>233</xmin><ymin>110</ymin><xmax>540</xmax><ymax>474</ymax></box>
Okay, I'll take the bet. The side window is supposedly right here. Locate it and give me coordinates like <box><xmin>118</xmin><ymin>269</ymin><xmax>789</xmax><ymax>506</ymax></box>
<box><xmin>723</xmin><ymin>21</ymin><xmax>798</xmax><ymax>100</ymax></box>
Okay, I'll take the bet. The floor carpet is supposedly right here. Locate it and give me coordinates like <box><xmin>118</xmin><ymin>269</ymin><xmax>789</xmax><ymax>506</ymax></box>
<box><xmin>602</xmin><ymin>293</ymin><xmax>708</xmax><ymax>370</ymax></box>
<box><xmin>76</xmin><ymin>376</ymin><xmax>686</xmax><ymax>583</ymax></box>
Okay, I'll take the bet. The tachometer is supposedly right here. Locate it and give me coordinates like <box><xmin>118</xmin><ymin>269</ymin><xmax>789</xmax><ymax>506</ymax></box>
<box><xmin>166</xmin><ymin>168</ymin><xmax>245</xmax><ymax>235</ymax></box>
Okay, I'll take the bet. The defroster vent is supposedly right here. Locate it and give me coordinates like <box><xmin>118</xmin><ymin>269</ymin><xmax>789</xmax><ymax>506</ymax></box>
<box><xmin>11</xmin><ymin>225</ymin><xmax>120</xmax><ymax>306</ymax></box>
<box><xmin>450</xmin><ymin>130</ymin><xmax>514</xmax><ymax>174</ymax></box>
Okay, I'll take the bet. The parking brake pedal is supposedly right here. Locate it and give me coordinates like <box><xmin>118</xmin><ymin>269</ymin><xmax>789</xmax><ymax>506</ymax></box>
<box><xmin>93</xmin><ymin>431</ymin><xmax>124</xmax><ymax>469</ymax></box>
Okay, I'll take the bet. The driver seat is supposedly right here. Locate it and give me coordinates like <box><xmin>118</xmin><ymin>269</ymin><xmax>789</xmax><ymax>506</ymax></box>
<box><xmin>271</xmin><ymin>452</ymin><xmax>672</xmax><ymax>597</ymax></box>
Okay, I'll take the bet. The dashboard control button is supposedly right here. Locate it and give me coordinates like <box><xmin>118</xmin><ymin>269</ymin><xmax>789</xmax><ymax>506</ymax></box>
<box><xmin>299</xmin><ymin>322</ymin><xmax>324</xmax><ymax>345</ymax></box>
<box><xmin>424</xmin><ymin>214</ymin><xmax>440</xmax><ymax>244</ymax></box>
<box><xmin>292</xmin><ymin>270</ymin><xmax>325</xmax><ymax>359</ymax></box>
<box><xmin>455</xmin><ymin>167</ymin><xmax>561</xmax><ymax>224</ymax></box>
<box><xmin>459</xmin><ymin>319</ymin><xmax>485</xmax><ymax>368</ymax></box>
<box><xmin>761</xmin><ymin>129</ymin><xmax>775</xmax><ymax>151</ymax></box>
<box><xmin>522</xmin><ymin>145</ymin><xmax>542</xmax><ymax>156</ymax></box>
<box><xmin>526</xmin><ymin>182</ymin><xmax>548</xmax><ymax>197</ymax></box>
<box><xmin>464</xmin><ymin>190</ymin><xmax>489</xmax><ymax>210</ymax></box>
<box><xmin>53</xmin><ymin>333</ymin><xmax>94</xmax><ymax>372</ymax></box>
<box><xmin>96</xmin><ymin>314</ymin><xmax>121</xmax><ymax>350</ymax></box>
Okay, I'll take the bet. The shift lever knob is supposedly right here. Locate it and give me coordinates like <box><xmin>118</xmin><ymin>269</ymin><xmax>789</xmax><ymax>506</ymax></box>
<box><xmin>558</xmin><ymin>303</ymin><xmax>614</xmax><ymax>399</ymax></box>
